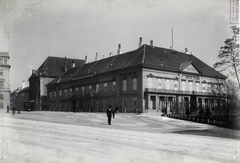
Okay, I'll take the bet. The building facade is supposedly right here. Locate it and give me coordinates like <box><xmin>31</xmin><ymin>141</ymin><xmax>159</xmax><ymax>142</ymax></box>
<box><xmin>0</xmin><ymin>52</ymin><xmax>11</xmax><ymax>110</ymax></box>
<box><xmin>10</xmin><ymin>81</ymin><xmax>30</xmax><ymax>111</ymax></box>
<box><xmin>28</xmin><ymin>56</ymin><xmax>85</xmax><ymax>111</ymax></box>
<box><xmin>47</xmin><ymin>43</ymin><xmax>227</xmax><ymax>115</ymax></box>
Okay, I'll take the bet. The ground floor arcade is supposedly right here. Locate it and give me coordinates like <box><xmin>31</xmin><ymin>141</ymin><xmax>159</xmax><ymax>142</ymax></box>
<box><xmin>146</xmin><ymin>93</ymin><xmax>227</xmax><ymax>115</ymax></box>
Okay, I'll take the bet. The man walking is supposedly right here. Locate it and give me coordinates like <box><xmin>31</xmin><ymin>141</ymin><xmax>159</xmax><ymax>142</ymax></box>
<box><xmin>12</xmin><ymin>106</ymin><xmax>15</xmax><ymax>115</ymax></box>
<box><xmin>106</xmin><ymin>105</ymin><xmax>112</xmax><ymax>125</ymax></box>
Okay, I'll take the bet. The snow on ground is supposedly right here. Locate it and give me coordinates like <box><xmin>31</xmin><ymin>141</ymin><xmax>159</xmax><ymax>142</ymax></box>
<box><xmin>0</xmin><ymin>111</ymin><xmax>240</xmax><ymax>163</ymax></box>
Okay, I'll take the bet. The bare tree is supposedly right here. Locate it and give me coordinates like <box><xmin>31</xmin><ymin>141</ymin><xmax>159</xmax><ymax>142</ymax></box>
<box><xmin>223</xmin><ymin>80</ymin><xmax>239</xmax><ymax>115</ymax></box>
<box><xmin>213</xmin><ymin>26</ymin><xmax>240</xmax><ymax>88</ymax></box>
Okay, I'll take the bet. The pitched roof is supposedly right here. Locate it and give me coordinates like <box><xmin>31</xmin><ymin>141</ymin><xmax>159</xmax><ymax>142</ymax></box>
<box><xmin>29</xmin><ymin>56</ymin><xmax>85</xmax><ymax>80</ymax></box>
<box><xmin>48</xmin><ymin>45</ymin><xmax>226</xmax><ymax>85</ymax></box>
<box><xmin>11</xmin><ymin>86</ymin><xmax>29</xmax><ymax>94</ymax></box>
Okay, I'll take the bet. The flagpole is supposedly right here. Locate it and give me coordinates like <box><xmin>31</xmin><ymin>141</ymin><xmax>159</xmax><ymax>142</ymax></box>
<box><xmin>172</xmin><ymin>28</ymin><xmax>173</xmax><ymax>50</ymax></box>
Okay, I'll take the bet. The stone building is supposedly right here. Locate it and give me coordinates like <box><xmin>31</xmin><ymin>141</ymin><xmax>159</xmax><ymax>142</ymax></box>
<box><xmin>47</xmin><ymin>41</ymin><xmax>227</xmax><ymax>114</ymax></box>
<box><xmin>10</xmin><ymin>80</ymin><xmax>30</xmax><ymax>111</ymax></box>
<box><xmin>0</xmin><ymin>52</ymin><xmax>11</xmax><ymax>110</ymax></box>
<box><xmin>28</xmin><ymin>56</ymin><xmax>85</xmax><ymax>111</ymax></box>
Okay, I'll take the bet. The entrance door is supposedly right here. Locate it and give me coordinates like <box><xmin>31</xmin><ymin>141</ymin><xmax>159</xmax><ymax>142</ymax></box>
<box><xmin>184</xmin><ymin>97</ymin><xmax>189</xmax><ymax>115</ymax></box>
<box><xmin>150</xmin><ymin>96</ymin><xmax>156</xmax><ymax>110</ymax></box>
<box><xmin>72</xmin><ymin>101</ymin><xmax>76</xmax><ymax>112</ymax></box>
<box><xmin>190</xmin><ymin>95</ymin><xmax>197</xmax><ymax>113</ymax></box>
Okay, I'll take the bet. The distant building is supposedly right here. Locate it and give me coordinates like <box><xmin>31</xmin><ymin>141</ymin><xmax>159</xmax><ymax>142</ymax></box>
<box><xmin>0</xmin><ymin>52</ymin><xmax>11</xmax><ymax>110</ymax></box>
<box><xmin>46</xmin><ymin>40</ymin><xmax>227</xmax><ymax>115</ymax></box>
<box><xmin>28</xmin><ymin>56</ymin><xmax>85</xmax><ymax>111</ymax></box>
<box><xmin>10</xmin><ymin>80</ymin><xmax>29</xmax><ymax>111</ymax></box>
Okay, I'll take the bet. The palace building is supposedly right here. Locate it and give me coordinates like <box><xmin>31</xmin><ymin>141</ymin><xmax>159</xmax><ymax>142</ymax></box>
<box><xmin>46</xmin><ymin>40</ymin><xmax>227</xmax><ymax>115</ymax></box>
<box><xmin>28</xmin><ymin>56</ymin><xmax>85</xmax><ymax>111</ymax></box>
<box><xmin>0</xmin><ymin>52</ymin><xmax>11</xmax><ymax>110</ymax></box>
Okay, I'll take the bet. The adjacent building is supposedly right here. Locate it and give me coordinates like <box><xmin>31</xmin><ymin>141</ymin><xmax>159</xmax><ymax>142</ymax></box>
<box><xmin>10</xmin><ymin>81</ymin><xmax>30</xmax><ymax>111</ymax></box>
<box><xmin>28</xmin><ymin>56</ymin><xmax>85</xmax><ymax>111</ymax></box>
<box><xmin>0</xmin><ymin>52</ymin><xmax>11</xmax><ymax>110</ymax></box>
<box><xmin>46</xmin><ymin>41</ymin><xmax>227</xmax><ymax>115</ymax></box>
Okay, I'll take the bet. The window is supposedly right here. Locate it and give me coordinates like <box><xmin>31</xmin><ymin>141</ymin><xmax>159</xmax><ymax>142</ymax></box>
<box><xmin>181</xmin><ymin>81</ymin><xmax>186</xmax><ymax>91</ymax></box>
<box><xmin>196</xmin><ymin>82</ymin><xmax>199</xmax><ymax>92</ymax></box>
<box><xmin>96</xmin><ymin>101</ymin><xmax>99</xmax><ymax>108</ymax></box>
<box><xmin>0</xmin><ymin>103</ymin><xmax>3</xmax><ymax>108</ymax></box>
<box><xmin>50</xmin><ymin>91</ymin><xmax>52</xmax><ymax>97</ymax></box>
<box><xmin>112</xmin><ymin>81</ymin><xmax>116</xmax><ymax>91</ymax></box>
<box><xmin>0</xmin><ymin>81</ymin><xmax>3</xmax><ymax>88</ymax></box>
<box><xmin>123</xmin><ymin>98</ymin><xmax>127</xmax><ymax>107</ymax></box>
<box><xmin>189</xmin><ymin>81</ymin><xmax>193</xmax><ymax>91</ymax></box>
<box><xmin>104</xmin><ymin>83</ymin><xmax>107</xmax><ymax>92</ymax></box>
<box><xmin>123</xmin><ymin>79</ymin><xmax>127</xmax><ymax>91</ymax></box>
<box><xmin>0</xmin><ymin>94</ymin><xmax>3</xmax><ymax>100</ymax></box>
<box><xmin>82</xmin><ymin>86</ymin><xmax>85</xmax><ymax>95</ymax></box>
<box><xmin>157</xmin><ymin>78</ymin><xmax>161</xmax><ymax>89</ymax></box>
<box><xmin>148</xmin><ymin>77</ymin><xmax>152</xmax><ymax>88</ymax></box>
<box><xmin>89</xmin><ymin>85</ymin><xmax>92</xmax><ymax>93</ymax></box>
<box><xmin>133</xmin><ymin>97</ymin><xmax>137</xmax><ymax>107</ymax></box>
<box><xmin>103</xmin><ymin>100</ymin><xmax>107</xmax><ymax>109</ymax></box>
<box><xmin>59</xmin><ymin>90</ymin><xmax>62</xmax><ymax>96</ymax></box>
<box><xmin>166</xmin><ymin>79</ymin><xmax>170</xmax><ymax>90</ymax></box>
<box><xmin>0</xmin><ymin>70</ymin><xmax>3</xmax><ymax>76</ymax></box>
<box><xmin>96</xmin><ymin>84</ymin><xmax>99</xmax><ymax>93</ymax></box>
<box><xmin>174</xmin><ymin>80</ymin><xmax>178</xmax><ymax>90</ymax></box>
<box><xmin>70</xmin><ymin>88</ymin><xmax>72</xmax><ymax>95</ymax></box>
<box><xmin>76</xmin><ymin>87</ymin><xmax>78</xmax><ymax>91</ymax></box>
<box><xmin>54</xmin><ymin>91</ymin><xmax>56</xmax><ymax>97</ymax></box>
<box><xmin>202</xmin><ymin>83</ymin><xmax>206</xmax><ymax>92</ymax></box>
<box><xmin>207</xmin><ymin>83</ymin><xmax>211</xmax><ymax>92</ymax></box>
<box><xmin>133</xmin><ymin>78</ymin><xmax>137</xmax><ymax>90</ymax></box>
<box><xmin>0</xmin><ymin>59</ymin><xmax>3</xmax><ymax>65</ymax></box>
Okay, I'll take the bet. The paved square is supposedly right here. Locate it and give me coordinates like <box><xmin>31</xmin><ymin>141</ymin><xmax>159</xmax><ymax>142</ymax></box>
<box><xmin>1</xmin><ymin>111</ymin><xmax>240</xmax><ymax>163</ymax></box>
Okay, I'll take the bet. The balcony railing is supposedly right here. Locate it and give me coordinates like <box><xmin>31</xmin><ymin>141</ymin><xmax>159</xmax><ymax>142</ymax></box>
<box><xmin>145</xmin><ymin>88</ymin><xmax>226</xmax><ymax>96</ymax></box>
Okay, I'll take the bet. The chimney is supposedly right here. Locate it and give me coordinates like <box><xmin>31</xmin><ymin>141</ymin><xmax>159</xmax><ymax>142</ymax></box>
<box><xmin>22</xmin><ymin>80</ymin><xmax>26</xmax><ymax>88</ymax></box>
<box><xmin>150</xmin><ymin>40</ymin><xmax>153</xmax><ymax>46</ymax></box>
<box><xmin>185</xmin><ymin>47</ymin><xmax>188</xmax><ymax>53</ymax></box>
<box><xmin>95</xmin><ymin>52</ymin><xmax>98</xmax><ymax>61</ymax></box>
<box><xmin>103</xmin><ymin>55</ymin><xmax>105</xmax><ymax>59</ymax></box>
<box><xmin>109</xmin><ymin>53</ymin><xmax>112</xmax><ymax>57</ymax></box>
<box><xmin>138</xmin><ymin>37</ymin><xmax>142</xmax><ymax>47</ymax></box>
<box><xmin>117</xmin><ymin>44</ymin><xmax>122</xmax><ymax>55</ymax></box>
<box><xmin>85</xmin><ymin>55</ymin><xmax>87</xmax><ymax>63</ymax></box>
<box><xmin>72</xmin><ymin>60</ymin><xmax>75</xmax><ymax>68</ymax></box>
<box><xmin>64</xmin><ymin>57</ymin><xmax>67</xmax><ymax>72</ymax></box>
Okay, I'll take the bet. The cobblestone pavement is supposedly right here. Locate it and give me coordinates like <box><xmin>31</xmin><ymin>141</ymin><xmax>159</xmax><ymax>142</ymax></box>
<box><xmin>0</xmin><ymin>111</ymin><xmax>240</xmax><ymax>163</ymax></box>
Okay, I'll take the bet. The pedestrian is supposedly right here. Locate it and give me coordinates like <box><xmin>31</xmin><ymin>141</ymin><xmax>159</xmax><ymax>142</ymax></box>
<box><xmin>106</xmin><ymin>105</ymin><xmax>112</xmax><ymax>125</ymax></box>
<box><xmin>7</xmin><ymin>105</ymin><xmax>9</xmax><ymax>113</ymax></box>
<box><xmin>12</xmin><ymin>106</ymin><xmax>15</xmax><ymax>115</ymax></box>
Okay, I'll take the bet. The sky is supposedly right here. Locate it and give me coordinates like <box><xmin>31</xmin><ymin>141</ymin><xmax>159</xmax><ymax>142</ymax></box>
<box><xmin>0</xmin><ymin>0</ymin><xmax>238</xmax><ymax>91</ymax></box>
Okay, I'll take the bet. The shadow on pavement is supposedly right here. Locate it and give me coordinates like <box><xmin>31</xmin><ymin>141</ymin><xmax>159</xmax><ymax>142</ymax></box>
<box><xmin>170</xmin><ymin>129</ymin><xmax>239</xmax><ymax>140</ymax></box>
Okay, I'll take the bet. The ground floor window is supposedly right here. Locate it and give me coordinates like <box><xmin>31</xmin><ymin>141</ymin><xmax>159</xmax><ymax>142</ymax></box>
<box><xmin>133</xmin><ymin>97</ymin><xmax>137</xmax><ymax>107</ymax></box>
<box><xmin>0</xmin><ymin>103</ymin><xmax>3</xmax><ymax>108</ymax></box>
<box><xmin>123</xmin><ymin>98</ymin><xmax>127</xmax><ymax>107</ymax></box>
